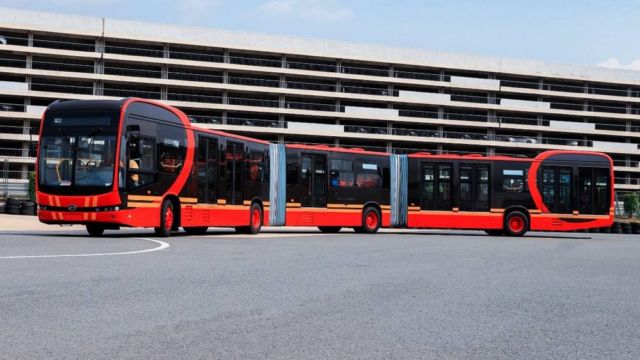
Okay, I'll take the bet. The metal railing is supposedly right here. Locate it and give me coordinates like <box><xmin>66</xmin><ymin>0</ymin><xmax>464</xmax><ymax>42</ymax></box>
<box><xmin>3</xmin><ymin>34</ymin><xmax>640</xmax><ymax>99</ymax></box>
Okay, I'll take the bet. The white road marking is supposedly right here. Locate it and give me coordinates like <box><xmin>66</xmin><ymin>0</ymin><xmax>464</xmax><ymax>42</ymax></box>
<box><xmin>0</xmin><ymin>238</ymin><xmax>169</xmax><ymax>260</ymax></box>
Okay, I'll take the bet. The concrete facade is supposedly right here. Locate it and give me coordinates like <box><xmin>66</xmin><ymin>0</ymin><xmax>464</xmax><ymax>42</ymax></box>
<box><xmin>0</xmin><ymin>7</ymin><xmax>638</xmax><ymax>195</ymax></box>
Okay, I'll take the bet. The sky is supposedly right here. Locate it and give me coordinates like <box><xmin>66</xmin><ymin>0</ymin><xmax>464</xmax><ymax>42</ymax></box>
<box><xmin>1</xmin><ymin>0</ymin><xmax>639</xmax><ymax>70</ymax></box>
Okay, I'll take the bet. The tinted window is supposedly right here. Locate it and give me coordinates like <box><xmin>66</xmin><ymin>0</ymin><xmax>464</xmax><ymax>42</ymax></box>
<box><xmin>503</xmin><ymin>169</ymin><xmax>524</xmax><ymax>192</ymax></box>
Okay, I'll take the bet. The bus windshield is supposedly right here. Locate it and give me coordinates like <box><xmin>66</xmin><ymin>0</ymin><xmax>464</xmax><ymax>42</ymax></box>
<box><xmin>38</xmin><ymin>113</ymin><xmax>119</xmax><ymax>194</ymax></box>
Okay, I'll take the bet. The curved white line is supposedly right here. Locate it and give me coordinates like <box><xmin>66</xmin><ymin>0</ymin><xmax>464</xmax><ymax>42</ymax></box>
<box><xmin>0</xmin><ymin>238</ymin><xmax>169</xmax><ymax>259</ymax></box>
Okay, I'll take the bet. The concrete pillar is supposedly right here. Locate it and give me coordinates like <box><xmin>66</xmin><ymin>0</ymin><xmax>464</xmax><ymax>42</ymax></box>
<box><xmin>221</xmin><ymin>111</ymin><xmax>227</xmax><ymax>125</ymax></box>
<box><xmin>223</xmin><ymin>50</ymin><xmax>230</xmax><ymax>63</ymax></box>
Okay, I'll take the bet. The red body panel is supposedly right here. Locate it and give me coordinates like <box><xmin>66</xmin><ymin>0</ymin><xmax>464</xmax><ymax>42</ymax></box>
<box><xmin>284</xmin><ymin>208</ymin><xmax>391</xmax><ymax>227</ymax></box>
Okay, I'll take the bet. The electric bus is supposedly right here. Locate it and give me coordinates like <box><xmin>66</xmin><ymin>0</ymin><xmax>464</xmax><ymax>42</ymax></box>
<box><xmin>37</xmin><ymin>98</ymin><xmax>269</xmax><ymax>236</ymax></box>
<box><xmin>36</xmin><ymin>98</ymin><xmax>614</xmax><ymax>237</ymax></box>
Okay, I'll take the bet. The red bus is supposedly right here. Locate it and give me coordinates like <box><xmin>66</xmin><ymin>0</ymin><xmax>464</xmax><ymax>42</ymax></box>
<box><xmin>36</xmin><ymin>98</ymin><xmax>614</xmax><ymax>237</ymax></box>
<box><xmin>37</xmin><ymin>98</ymin><xmax>270</xmax><ymax>236</ymax></box>
<box><xmin>399</xmin><ymin>151</ymin><xmax>614</xmax><ymax>236</ymax></box>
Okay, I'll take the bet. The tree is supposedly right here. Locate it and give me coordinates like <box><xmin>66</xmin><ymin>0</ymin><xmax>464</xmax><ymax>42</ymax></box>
<box><xmin>623</xmin><ymin>193</ymin><xmax>639</xmax><ymax>218</ymax></box>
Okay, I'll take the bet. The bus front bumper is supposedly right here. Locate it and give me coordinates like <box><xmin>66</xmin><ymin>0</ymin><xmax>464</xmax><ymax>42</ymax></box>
<box><xmin>38</xmin><ymin>208</ymin><xmax>154</xmax><ymax>228</ymax></box>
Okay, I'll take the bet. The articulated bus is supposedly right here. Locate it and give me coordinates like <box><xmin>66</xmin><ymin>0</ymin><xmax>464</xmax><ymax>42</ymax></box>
<box><xmin>36</xmin><ymin>98</ymin><xmax>614</xmax><ymax>237</ymax></box>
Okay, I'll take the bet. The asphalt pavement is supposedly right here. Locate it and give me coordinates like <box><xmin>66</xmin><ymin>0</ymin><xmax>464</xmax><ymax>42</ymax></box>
<box><xmin>0</xmin><ymin>227</ymin><xmax>639</xmax><ymax>359</ymax></box>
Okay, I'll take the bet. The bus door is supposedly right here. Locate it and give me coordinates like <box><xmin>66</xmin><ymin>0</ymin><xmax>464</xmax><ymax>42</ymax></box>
<box><xmin>196</xmin><ymin>135</ymin><xmax>217</xmax><ymax>203</ymax></box>
<box><xmin>541</xmin><ymin>166</ymin><xmax>572</xmax><ymax>214</ymax></box>
<box><xmin>458</xmin><ymin>164</ymin><xmax>490</xmax><ymax>212</ymax></box>
<box><xmin>420</xmin><ymin>162</ymin><xmax>453</xmax><ymax>227</ymax></box>
<box><xmin>225</xmin><ymin>141</ymin><xmax>244</xmax><ymax>205</ymax></box>
<box><xmin>300</xmin><ymin>153</ymin><xmax>327</xmax><ymax>207</ymax></box>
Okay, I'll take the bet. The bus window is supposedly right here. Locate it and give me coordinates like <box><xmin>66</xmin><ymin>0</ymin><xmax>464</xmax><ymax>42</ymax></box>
<box><xmin>355</xmin><ymin>162</ymin><xmax>381</xmax><ymax>188</ymax></box>
<box><xmin>557</xmin><ymin>168</ymin><xmax>572</xmax><ymax>213</ymax></box>
<box><xmin>542</xmin><ymin>167</ymin><xmax>572</xmax><ymax>214</ymax></box>
<box><xmin>459</xmin><ymin>167</ymin><xmax>472</xmax><ymax>210</ymax></box>
<box><xmin>420</xmin><ymin>165</ymin><xmax>434</xmax><ymax>209</ymax></box>
<box><xmin>196</xmin><ymin>136</ymin><xmax>217</xmax><ymax>203</ymax></box>
<box><xmin>502</xmin><ymin>169</ymin><xmax>524</xmax><ymax>192</ymax></box>
<box><xmin>579</xmin><ymin>168</ymin><xmax>593</xmax><ymax>214</ymax></box>
<box><xmin>476</xmin><ymin>166</ymin><xmax>490</xmax><ymax>211</ymax></box>
<box><xmin>330</xmin><ymin>159</ymin><xmax>354</xmax><ymax>187</ymax></box>
<box><xmin>225</xmin><ymin>142</ymin><xmax>244</xmax><ymax>204</ymax></box>
<box><xmin>437</xmin><ymin>164</ymin><xmax>452</xmax><ymax>210</ymax></box>
<box><xmin>128</xmin><ymin>136</ymin><xmax>155</xmax><ymax>189</ymax></box>
<box><xmin>542</xmin><ymin>168</ymin><xmax>555</xmax><ymax>211</ymax></box>
<box><xmin>247</xmin><ymin>151</ymin><xmax>265</xmax><ymax>182</ymax></box>
<box><xmin>595</xmin><ymin>169</ymin><xmax>610</xmax><ymax>214</ymax></box>
<box><xmin>286</xmin><ymin>154</ymin><xmax>298</xmax><ymax>185</ymax></box>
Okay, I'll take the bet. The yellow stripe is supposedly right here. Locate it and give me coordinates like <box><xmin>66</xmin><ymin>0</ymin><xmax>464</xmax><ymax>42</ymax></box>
<box><xmin>408</xmin><ymin>206</ymin><xmax>420</xmax><ymax>211</ymax></box>
<box><xmin>128</xmin><ymin>202</ymin><xmax>161</xmax><ymax>208</ymax></box>
<box><xmin>380</xmin><ymin>205</ymin><xmax>391</xmax><ymax>210</ymax></box>
<box><xmin>55</xmin><ymin>197</ymin><xmax>61</xmax><ymax>207</ymax></box>
<box><xmin>217</xmin><ymin>199</ymin><xmax>227</xmax><ymax>205</ymax></box>
<box><xmin>327</xmin><ymin>204</ymin><xmax>363</xmax><ymax>209</ymax></box>
<box><xmin>286</xmin><ymin>202</ymin><xmax>302</xmax><ymax>208</ymax></box>
<box><xmin>93</xmin><ymin>197</ymin><xmax>98</xmax><ymax>207</ymax></box>
<box><xmin>128</xmin><ymin>195</ymin><xmax>162</xmax><ymax>202</ymax></box>
<box><xmin>490</xmin><ymin>208</ymin><xmax>505</xmax><ymax>213</ymax></box>
<box><xmin>180</xmin><ymin>197</ymin><xmax>198</xmax><ymax>204</ymax></box>
<box><xmin>51</xmin><ymin>212</ymin><xmax>57</xmax><ymax>220</ymax></box>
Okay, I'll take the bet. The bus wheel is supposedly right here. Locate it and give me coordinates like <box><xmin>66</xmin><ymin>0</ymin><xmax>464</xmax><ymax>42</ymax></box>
<box><xmin>360</xmin><ymin>207</ymin><xmax>381</xmax><ymax>234</ymax></box>
<box><xmin>184</xmin><ymin>227</ymin><xmax>208</xmax><ymax>235</ymax></box>
<box><xmin>155</xmin><ymin>200</ymin><xmax>175</xmax><ymax>237</ymax></box>
<box><xmin>236</xmin><ymin>203</ymin><xmax>263</xmax><ymax>235</ymax></box>
<box><xmin>485</xmin><ymin>230</ymin><xmax>504</xmax><ymax>236</ymax></box>
<box><xmin>86</xmin><ymin>224</ymin><xmax>105</xmax><ymax>237</ymax></box>
<box><xmin>318</xmin><ymin>226</ymin><xmax>342</xmax><ymax>233</ymax></box>
<box><xmin>504</xmin><ymin>211</ymin><xmax>528</xmax><ymax>237</ymax></box>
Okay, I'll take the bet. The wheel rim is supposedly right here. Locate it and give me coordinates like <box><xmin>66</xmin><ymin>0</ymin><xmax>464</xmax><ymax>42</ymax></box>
<box><xmin>366</xmin><ymin>211</ymin><xmax>378</xmax><ymax>230</ymax></box>
<box><xmin>164</xmin><ymin>206</ymin><xmax>174</xmax><ymax>232</ymax></box>
<box><xmin>251</xmin><ymin>208</ymin><xmax>261</xmax><ymax>229</ymax></box>
<box><xmin>509</xmin><ymin>216</ymin><xmax>524</xmax><ymax>233</ymax></box>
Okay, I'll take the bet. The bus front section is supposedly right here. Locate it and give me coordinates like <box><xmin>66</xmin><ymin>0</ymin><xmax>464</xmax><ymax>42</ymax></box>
<box><xmin>36</xmin><ymin>100</ymin><xmax>130</xmax><ymax>232</ymax></box>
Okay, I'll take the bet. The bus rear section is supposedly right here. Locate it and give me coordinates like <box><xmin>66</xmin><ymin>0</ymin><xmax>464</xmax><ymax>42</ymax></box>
<box><xmin>270</xmin><ymin>144</ymin><xmax>391</xmax><ymax>233</ymax></box>
<box><xmin>403</xmin><ymin>150</ymin><xmax>613</xmax><ymax>236</ymax></box>
<box><xmin>37</xmin><ymin>98</ymin><xmax>269</xmax><ymax>237</ymax></box>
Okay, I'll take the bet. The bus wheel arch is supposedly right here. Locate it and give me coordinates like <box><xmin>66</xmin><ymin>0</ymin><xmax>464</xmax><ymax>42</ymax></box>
<box><xmin>356</xmin><ymin>203</ymin><xmax>382</xmax><ymax>234</ymax></box>
<box><xmin>155</xmin><ymin>195</ymin><xmax>180</xmax><ymax>237</ymax></box>
<box><xmin>236</xmin><ymin>199</ymin><xmax>263</xmax><ymax>235</ymax></box>
<box><xmin>503</xmin><ymin>207</ymin><xmax>529</xmax><ymax>237</ymax></box>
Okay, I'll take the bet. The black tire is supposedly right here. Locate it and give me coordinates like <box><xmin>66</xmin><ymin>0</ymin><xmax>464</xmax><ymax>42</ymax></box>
<box><xmin>6</xmin><ymin>205</ymin><xmax>20</xmax><ymax>215</ymax></box>
<box><xmin>504</xmin><ymin>211</ymin><xmax>528</xmax><ymax>237</ymax></box>
<box><xmin>6</xmin><ymin>198</ymin><xmax>20</xmax><ymax>207</ymax></box>
<box><xmin>86</xmin><ymin>224</ymin><xmax>105</xmax><ymax>236</ymax></box>
<box><xmin>359</xmin><ymin>206</ymin><xmax>381</xmax><ymax>234</ymax></box>
<box><xmin>154</xmin><ymin>200</ymin><xmax>176</xmax><ymax>238</ymax></box>
<box><xmin>318</xmin><ymin>226</ymin><xmax>342</xmax><ymax>233</ymax></box>
<box><xmin>184</xmin><ymin>226</ymin><xmax>208</xmax><ymax>235</ymax></box>
<box><xmin>235</xmin><ymin>203</ymin><xmax>263</xmax><ymax>235</ymax></box>
<box><xmin>485</xmin><ymin>230</ymin><xmax>504</xmax><ymax>236</ymax></box>
<box><xmin>20</xmin><ymin>207</ymin><xmax>36</xmax><ymax>216</ymax></box>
